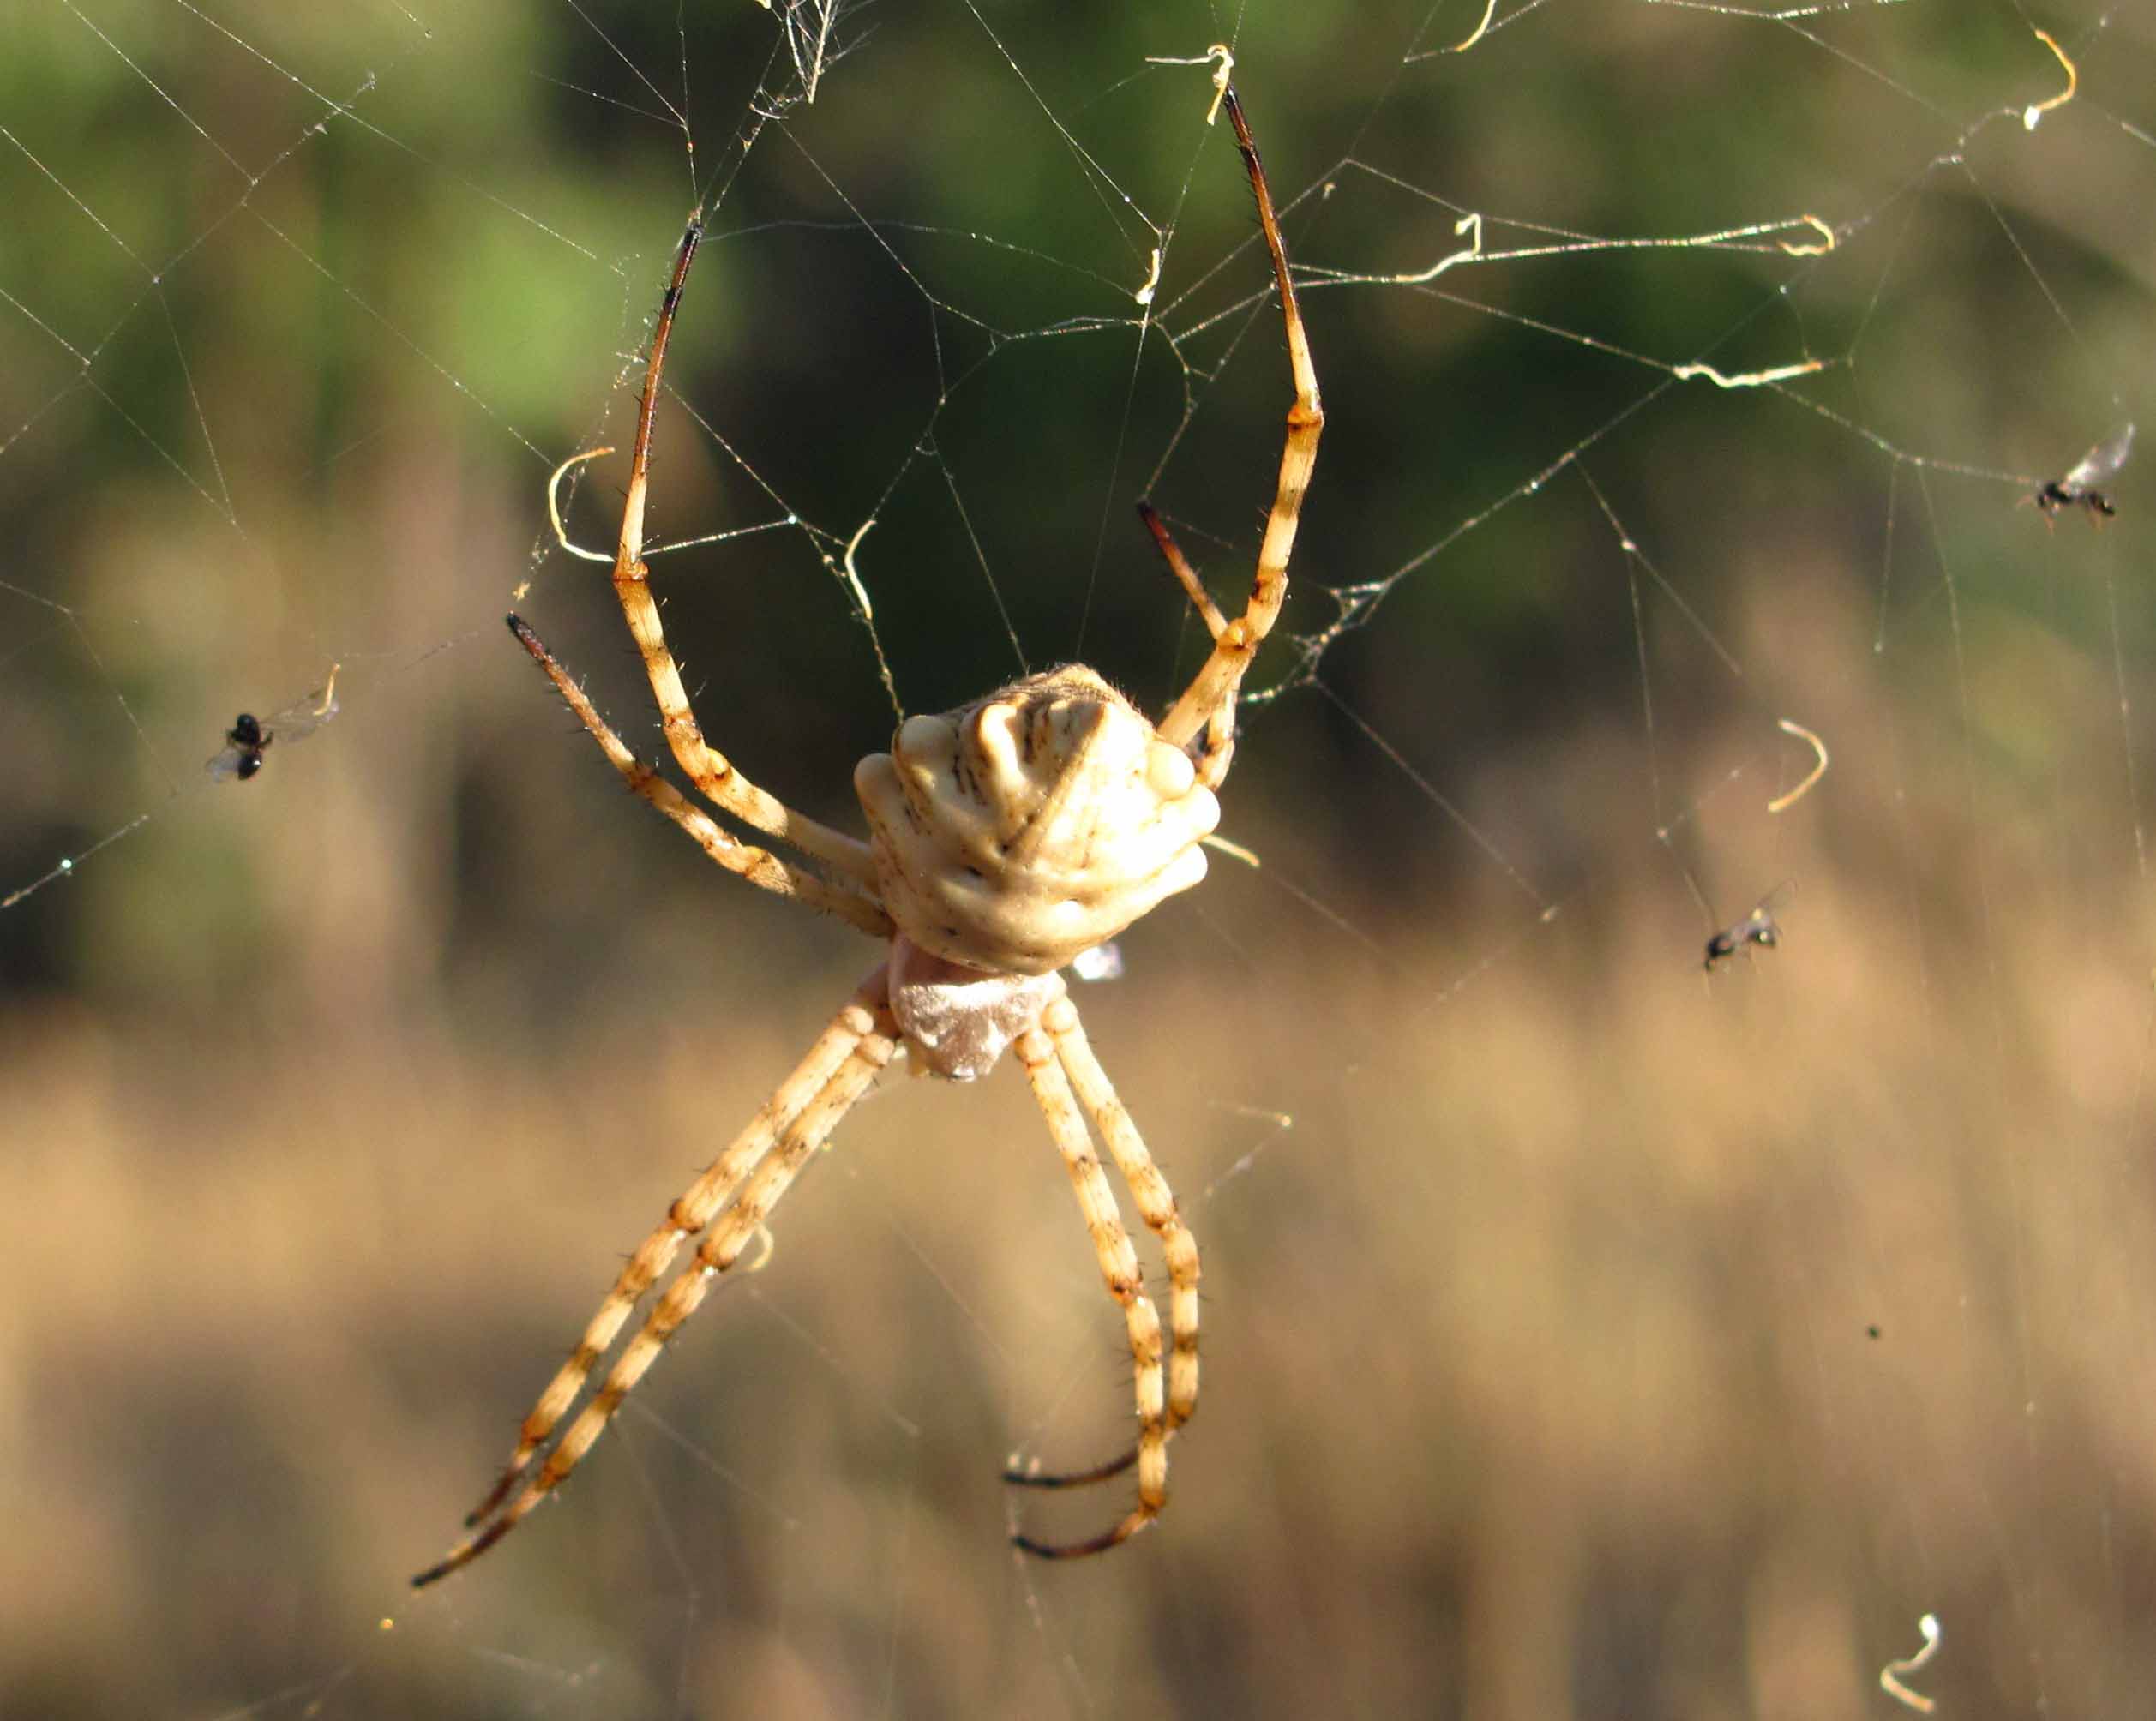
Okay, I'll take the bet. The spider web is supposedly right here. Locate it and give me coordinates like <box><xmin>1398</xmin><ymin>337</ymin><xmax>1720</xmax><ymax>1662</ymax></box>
<box><xmin>3</xmin><ymin>0</ymin><xmax>2155</xmax><ymax>1714</ymax></box>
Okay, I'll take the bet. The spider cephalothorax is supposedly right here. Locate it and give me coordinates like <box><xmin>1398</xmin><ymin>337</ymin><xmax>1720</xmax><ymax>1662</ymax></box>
<box><xmin>414</xmin><ymin>85</ymin><xmax>1319</xmax><ymax>1586</ymax></box>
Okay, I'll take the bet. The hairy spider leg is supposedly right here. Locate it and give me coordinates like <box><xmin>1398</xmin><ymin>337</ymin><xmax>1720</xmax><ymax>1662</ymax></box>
<box><xmin>453</xmin><ymin>967</ymin><xmax>895</xmax><ymax>1532</ymax></box>
<box><xmin>1155</xmin><ymin>90</ymin><xmax>1324</xmax><ymax>785</ymax></box>
<box><xmin>1004</xmin><ymin>992</ymin><xmax>1202</xmax><ymax>1556</ymax></box>
<box><xmin>414</xmin><ymin>977</ymin><xmax>900</xmax><ymax>1586</ymax></box>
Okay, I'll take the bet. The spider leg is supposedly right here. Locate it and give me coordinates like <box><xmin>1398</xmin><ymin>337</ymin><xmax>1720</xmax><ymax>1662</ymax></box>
<box><xmin>1004</xmin><ymin>1447</ymin><xmax>1138</xmax><ymax>1490</ymax></box>
<box><xmin>1007</xmin><ymin>997</ymin><xmax>1188</xmax><ymax>1559</ymax></box>
<box><xmin>455</xmin><ymin>970</ymin><xmax>894</xmax><ymax>1530</ymax></box>
<box><xmin>508</xmin><ymin>615</ymin><xmax>892</xmax><ymax>940</ymax></box>
<box><xmin>412</xmin><ymin>976</ymin><xmax>902</xmax><ymax>1587</ymax></box>
<box><xmin>600</xmin><ymin>218</ymin><xmax>879</xmax><ymax>887</ymax></box>
<box><xmin>1137</xmin><ymin>501</ymin><xmax>1227</xmax><ymax>641</ymax></box>
<box><xmin>1137</xmin><ymin>501</ymin><xmax>1235</xmax><ymax>785</ymax></box>
<box><xmin>1047</xmin><ymin>995</ymin><xmax>1200</xmax><ymax>1438</ymax></box>
<box><xmin>1157</xmin><ymin>90</ymin><xmax>1324</xmax><ymax>787</ymax></box>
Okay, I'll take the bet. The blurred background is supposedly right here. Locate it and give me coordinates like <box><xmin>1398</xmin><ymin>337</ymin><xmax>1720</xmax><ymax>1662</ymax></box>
<box><xmin>4</xmin><ymin>1</ymin><xmax>2155</xmax><ymax>1714</ymax></box>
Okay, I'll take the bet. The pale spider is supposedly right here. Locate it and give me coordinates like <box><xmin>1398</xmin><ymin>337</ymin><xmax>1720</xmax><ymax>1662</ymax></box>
<box><xmin>412</xmin><ymin>88</ymin><xmax>1320</xmax><ymax>1586</ymax></box>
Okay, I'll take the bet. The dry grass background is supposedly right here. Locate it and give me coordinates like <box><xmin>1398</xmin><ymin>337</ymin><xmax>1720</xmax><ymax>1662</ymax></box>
<box><xmin>11</xmin><ymin>562</ymin><xmax>2156</xmax><ymax>1717</ymax></box>
<box><xmin>3</xmin><ymin>3</ymin><xmax>2155</xmax><ymax>1717</ymax></box>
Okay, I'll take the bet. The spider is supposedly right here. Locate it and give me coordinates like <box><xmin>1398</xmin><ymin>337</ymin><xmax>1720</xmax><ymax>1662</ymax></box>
<box><xmin>411</xmin><ymin>87</ymin><xmax>1321</xmax><ymax>1586</ymax></box>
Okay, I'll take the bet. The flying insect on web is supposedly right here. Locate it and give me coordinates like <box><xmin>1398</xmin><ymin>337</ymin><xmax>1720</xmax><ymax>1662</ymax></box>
<box><xmin>2028</xmin><ymin>423</ymin><xmax>2133</xmax><ymax>526</ymax></box>
<box><xmin>205</xmin><ymin>665</ymin><xmax>340</xmax><ymax>783</ymax></box>
<box><xmin>1703</xmin><ymin>884</ymin><xmax>1789</xmax><ymax>974</ymax></box>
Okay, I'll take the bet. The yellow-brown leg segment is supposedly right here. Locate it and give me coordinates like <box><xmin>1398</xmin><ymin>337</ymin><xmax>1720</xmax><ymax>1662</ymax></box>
<box><xmin>1157</xmin><ymin>89</ymin><xmax>1324</xmax><ymax>775</ymax></box>
<box><xmin>507</xmin><ymin>615</ymin><xmax>892</xmax><ymax>940</ymax></box>
<box><xmin>456</xmin><ymin>969</ymin><xmax>894</xmax><ymax>1530</ymax></box>
<box><xmin>1003</xmin><ymin>993</ymin><xmax>1201</xmax><ymax>1528</ymax></box>
<box><xmin>1007</xmin><ymin>1017</ymin><xmax>1174</xmax><ymax>1559</ymax></box>
<box><xmin>412</xmin><ymin>988</ymin><xmax>902</xmax><ymax>1587</ymax></box>
<box><xmin>1047</xmin><ymin>997</ymin><xmax>1200</xmax><ymax>1437</ymax></box>
<box><xmin>1136</xmin><ymin>501</ymin><xmax>1235</xmax><ymax>788</ymax></box>
<box><xmin>1137</xmin><ymin>501</ymin><xmax>1228</xmax><ymax>641</ymax></box>
<box><xmin>601</xmin><ymin>218</ymin><xmax>877</xmax><ymax>885</ymax></box>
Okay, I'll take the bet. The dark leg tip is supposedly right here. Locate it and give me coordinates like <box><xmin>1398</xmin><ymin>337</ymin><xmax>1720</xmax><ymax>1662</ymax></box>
<box><xmin>1011</xmin><ymin>1525</ymin><xmax>1126</xmax><ymax>1561</ymax></box>
<box><xmin>1000</xmin><ymin>1447</ymin><xmax>1138</xmax><ymax>1490</ymax></box>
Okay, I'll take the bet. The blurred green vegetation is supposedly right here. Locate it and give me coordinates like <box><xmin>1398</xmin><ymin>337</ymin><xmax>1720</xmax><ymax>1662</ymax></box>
<box><xmin>3</xmin><ymin>0</ymin><xmax>2135</xmax><ymax>1006</ymax></box>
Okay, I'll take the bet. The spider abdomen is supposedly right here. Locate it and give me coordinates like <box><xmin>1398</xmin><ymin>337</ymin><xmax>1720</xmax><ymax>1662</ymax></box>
<box><xmin>854</xmin><ymin>665</ymin><xmax>1219</xmax><ymax>977</ymax></box>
